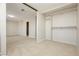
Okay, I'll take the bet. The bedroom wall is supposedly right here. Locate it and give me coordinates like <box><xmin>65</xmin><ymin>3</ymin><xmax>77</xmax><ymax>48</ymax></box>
<box><xmin>29</xmin><ymin>17</ymin><xmax>36</xmax><ymax>38</ymax></box>
<box><xmin>0</xmin><ymin>4</ymin><xmax>6</xmax><ymax>55</ymax></box>
<box><xmin>52</xmin><ymin>9</ymin><xmax>77</xmax><ymax>45</ymax></box>
<box><xmin>45</xmin><ymin>16</ymin><xmax>52</xmax><ymax>40</ymax></box>
<box><xmin>45</xmin><ymin>7</ymin><xmax>77</xmax><ymax>45</ymax></box>
<box><xmin>18</xmin><ymin>21</ymin><xmax>26</xmax><ymax>36</ymax></box>
<box><xmin>18</xmin><ymin>17</ymin><xmax>36</xmax><ymax>39</ymax></box>
<box><xmin>77</xmin><ymin>3</ymin><xmax>79</xmax><ymax>55</ymax></box>
<box><xmin>6</xmin><ymin>21</ymin><xmax>18</xmax><ymax>36</ymax></box>
<box><xmin>37</xmin><ymin>12</ymin><xmax>45</xmax><ymax>42</ymax></box>
<box><xmin>6</xmin><ymin>16</ymin><xmax>36</xmax><ymax>39</ymax></box>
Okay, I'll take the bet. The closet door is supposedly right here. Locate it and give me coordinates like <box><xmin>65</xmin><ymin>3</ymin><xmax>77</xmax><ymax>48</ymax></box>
<box><xmin>52</xmin><ymin>9</ymin><xmax>77</xmax><ymax>45</ymax></box>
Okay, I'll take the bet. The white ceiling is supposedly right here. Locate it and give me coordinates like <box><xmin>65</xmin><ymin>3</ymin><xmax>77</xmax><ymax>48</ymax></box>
<box><xmin>7</xmin><ymin>3</ymin><xmax>72</xmax><ymax>21</ymax></box>
<box><xmin>28</xmin><ymin>3</ymin><xmax>71</xmax><ymax>13</ymax></box>
<box><xmin>6</xmin><ymin>3</ymin><xmax>36</xmax><ymax>21</ymax></box>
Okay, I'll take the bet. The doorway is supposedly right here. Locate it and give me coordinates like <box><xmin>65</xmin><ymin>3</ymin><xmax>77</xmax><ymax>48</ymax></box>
<box><xmin>26</xmin><ymin>22</ymin><xmax>29</xmax><ymax>36</ymax></box>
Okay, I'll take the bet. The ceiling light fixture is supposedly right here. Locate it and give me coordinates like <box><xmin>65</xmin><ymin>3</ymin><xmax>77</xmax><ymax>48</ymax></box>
<box><xmin>8</xmin><ymin>15</ymin><xmax>15</xmax><ymax>18</ymax></box>
<box><xmin>21</xmin><ymin>9</ymin><xmax>25</xmax><ymax>11</ymax></box>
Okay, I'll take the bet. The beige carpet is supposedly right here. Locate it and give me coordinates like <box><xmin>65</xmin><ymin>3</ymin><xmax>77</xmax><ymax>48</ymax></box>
<box><xmin>7</xmin><ymin>36</ymin><xmax>77</xmax><ymax>56</ymax></box>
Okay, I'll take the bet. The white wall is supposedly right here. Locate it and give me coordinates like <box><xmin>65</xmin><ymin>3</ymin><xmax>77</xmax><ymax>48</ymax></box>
<box><xmin>18</xmin><ymin>17</ymin><xmax>36</xmax><ymax>38</ymax></box>
<box><xmin>37</xmin><ymin>12</ymin><xmax>45</xmax><ymax>42</ymax></box>
<box><xmin>45</xmin><ymin>8</ymin><xmax>77</xmax><ymax>45</ymax></box>
<box><xmin>52</xmin><ymin>10</ymin><xmax>77</xmax><ymax>27</ymax></box>
<box><xmin>0</xmin><ymin>4</ymin><xmax>6</xmax><ymax>55</ymax></box>
<box><xmin>45</xmin><ymin>16</ymin><xmax>52</xmax><ymax>40</ymax></box>
<box><xmin>6</xmin><ymin>21</ymin><xmax>18</xmax><ymax>36</ymax></box>
<box><xmin>77</xmin><ymin>4</ymin><xmax>79</xmax><ymax>55</ymax></box>
<box><xmin>18</xmin><ymin>21</ymin><xmax>26</xmax><ymax>36</ymax></box>
<box><xmin>6</xmin><ymin>16</ymin><xmax>36</xmax><ymax>39</ymax></box>
<box><xmin>53</xmin><ymin>29</ymin><xmax>77</xmax><ymax>45</ymax></box>
<box><xmin>29</xmin><ymin>17</ymin><xmax>36</xmax><ymax>38</ymax></box>
<box><xmin>52</xmin><ymin>9</ymin><xmax>77</xmax><ymax>45</ymax></box>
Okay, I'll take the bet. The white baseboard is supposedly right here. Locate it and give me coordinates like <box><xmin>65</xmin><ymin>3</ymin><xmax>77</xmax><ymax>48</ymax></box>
<box><xmin>6</xmin><ymin>35</ymin><xmax>19</xmax><ymax>37</ymax></box>
<box><xmin>45</xmin><ymin>39</ymin><xmax>76</xmax><ymax>46</ymax></box>
<box><xmin>53</xmin><ymin>40</ymin><xmax>76</xmax><ymax>46</ymax></box>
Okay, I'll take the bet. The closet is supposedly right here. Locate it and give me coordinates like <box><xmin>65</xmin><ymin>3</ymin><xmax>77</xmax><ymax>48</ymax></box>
<box><xmin>45</xmin><ymin>4</ymin><xmax>77</xmax><ymax>45</ymax></box>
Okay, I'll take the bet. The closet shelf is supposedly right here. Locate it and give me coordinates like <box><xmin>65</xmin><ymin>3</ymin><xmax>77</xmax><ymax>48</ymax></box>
<box><xmin>52</xmin><ymin>26</ymin><xmax>77</xmax><ymax>29</ymax></box>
